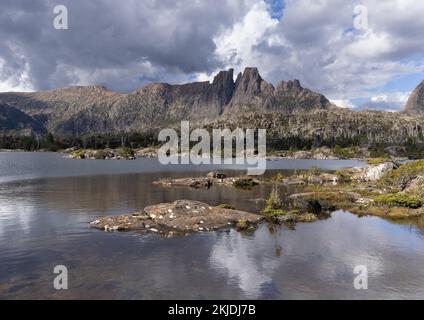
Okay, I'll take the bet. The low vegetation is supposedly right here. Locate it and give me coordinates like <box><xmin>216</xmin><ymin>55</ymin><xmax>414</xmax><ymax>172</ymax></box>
<box><xmin>218</xmin><ymin>204</ymin><xmax>236</xmax><ymax>210</ymax></box>
<box><xmin>379</xmin><ymin>160</ymin><xmax>424</xmax><ymax>191</ymax></box>
<box><xmin>374</xmin><ymin>193</ymin><xmax>423</xmax><ymax>209</ymax></box>
<box><xmin>117</xmin><ymin>147</ymin><xmax>135</xmax><ymax>158</ymax></box>
<box><xmin>233</xmin><ymin>178</ymin><xmax>258</xmax><ymax>189</ymax></box>
<box><xmin>366</xmin><ymin>157</ymin><xmax>390</xmax><ymax>165</ymax></box>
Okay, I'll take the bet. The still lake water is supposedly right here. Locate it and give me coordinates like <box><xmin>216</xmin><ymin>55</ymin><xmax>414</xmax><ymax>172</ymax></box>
<box><xmin>0</xmin><ymin>152</ymin><xmax>424</xmax><ymax>299</ymax></box>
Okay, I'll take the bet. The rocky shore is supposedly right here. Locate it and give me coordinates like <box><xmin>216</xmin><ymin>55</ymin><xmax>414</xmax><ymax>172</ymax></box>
<box><xmin>153</xmin><ymin>172</ymin><xmax>260</xmax><ymax>189</ymax></box>
<box><xmin>63</xmin><ymin>146</ymin><xmax>156</xmax><ymax>160</ymax></box>
<box><xmin>59</xmin><ymin>144</ymin><xmax>415</xmax><ymax>162</ymax></box>
<box><xmin>276</xmin><ymin>159</ymin><xmax>424</xmax><ymax>220</ymax></box>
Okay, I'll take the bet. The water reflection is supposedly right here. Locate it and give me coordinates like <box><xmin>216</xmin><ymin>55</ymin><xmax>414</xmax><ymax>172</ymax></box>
<box><xmin>0</xmin><ymin>153</ymin><xmax>424</xmax><ymax>299</ymax></box>
<box><xmin>210</xmin><ymin>230</ymin><xmax>280</xmax><ymax>298</ymax></box>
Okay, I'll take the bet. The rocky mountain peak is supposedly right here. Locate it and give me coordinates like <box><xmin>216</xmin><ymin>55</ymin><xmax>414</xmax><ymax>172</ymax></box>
<box><xmin>212</xmin><ymin>68</ymin><xmax>235</xmax><ymax>105</ymax></box>
<box><xmin>234</xmin><ymin>67</ymin><xmax>263</xmax><ymax>92</ymax></box>
<box><xmin>0</xmin><ymin>67</ymin><xmax>336</xmax><ymax>136</ymax></box>
<box><xmin>277</xmin><ymin>79</ymin><xmax>302</xmax><ymax>92</ymax></box>
<box><xmin>212</xmin><ymin>68</ymin><xmax>234</xmax><ymax>86</ymax></box>
<box><xmin>404</xmin><ymin>80</ymin><xmax>424</xmax><ymax>115</ymax></box>
<box><xmin>227</xmin><ymin>67</ymin><xmax>275</xmax><ymax>110</ymax></box>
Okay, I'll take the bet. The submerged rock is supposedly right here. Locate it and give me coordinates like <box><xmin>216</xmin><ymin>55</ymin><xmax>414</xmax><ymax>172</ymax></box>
<box><xmin>90</xmin><ymin>200</ymin><xmax>263</xmax><ymax>237</ymax></box>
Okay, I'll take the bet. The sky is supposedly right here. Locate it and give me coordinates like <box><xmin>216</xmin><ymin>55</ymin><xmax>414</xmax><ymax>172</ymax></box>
<box><xmin>1</xmin><ymin>0</ymin><xmax>424</xmax><ymax>112</ymax></box>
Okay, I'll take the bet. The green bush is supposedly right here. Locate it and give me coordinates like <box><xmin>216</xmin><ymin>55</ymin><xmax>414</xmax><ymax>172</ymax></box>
<box><xmin>374</xmin><ymin>193</ymin><xmax>423</xmax><ymax>209</ymax></box>
<box><xmin>366</xmin><ymin>157</ymin><xmax>390</xmax><ymax>165</ymax></box>
<box><xmin>307</xmin><ymin>166</ymin><xmax>323</xmax><ymax>176</ymax></box>
<box><xmin>380</xmin><ymin>160</ymin><xmax>424</xmax><ymax>190</ymax></box>
<box><xmin>117</xmin><ymin>147</ymin><xmax>135</xmax><ymax>158</ymax></box>
<box><xmin>335</xmin><ymin>168</ymin><xmax>353</xmax><ymax>183</ymax></box>
<box><xmin>233</xmin><ymin>178</ymin><xmax>258</xmax><ymax>189</ymax></box>
<box><xmin>94</xmin><ymin>150</ymin><xmax>106</xmax><ymax>159</ymax></box>
<box><xmin>262</xmin><ymin>208</ymin><xmax>289</xmax><ymax>216</ymax></box>
<box><xmin>236</xmin><ymin>219</ymin><xmax>248</xmax><ymax>230</ymax></box>
<box><xmin>218</xmin><ymin>204</ymin><xmax>236</xmax><ymax>210</ymax></box>
<box><xmin>333</xmin><ymin>145</ymin><xmax>351</xmax><ymax>158</ymax></box>
<box><xmin>272</xmin><ymin>172</ymin><xmax>285</xmax><ymax>182</ymax></box>
<box><xmin>262</xmin><ymin>187</ymin><xmax>288</xmax><ymax>216</ymax></box>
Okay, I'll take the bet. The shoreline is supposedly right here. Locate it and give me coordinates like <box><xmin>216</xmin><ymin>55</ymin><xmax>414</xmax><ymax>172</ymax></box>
<box><xmin>0</xmin><ymin>147</ymin><xmax>412</xmax><ymax>162</ymax></box>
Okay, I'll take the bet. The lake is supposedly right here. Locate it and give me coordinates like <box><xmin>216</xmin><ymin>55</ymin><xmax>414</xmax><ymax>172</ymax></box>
<box><xmin>0</xmin><ymin>152</ymin><xmax>423</xmax><ymax>299</ymax></box>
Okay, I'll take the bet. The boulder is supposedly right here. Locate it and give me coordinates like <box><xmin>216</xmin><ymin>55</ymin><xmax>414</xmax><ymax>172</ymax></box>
<box><xmin>403</xmin><ymin>175</ymin><xmax>424</xmax><ymax>194</ymax></box>
<box><xmin>351</xmin><ymin>162</ymin><xmax>397</xmax><ymax>182</ymax></box>
<box><xmin>206</xmin><ymin>172</ymin><xmax>227</xmax><ymax>179</ymax></box>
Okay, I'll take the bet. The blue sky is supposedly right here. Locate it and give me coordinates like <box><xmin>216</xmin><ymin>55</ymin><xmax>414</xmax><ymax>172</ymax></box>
<box><xmin>266</xmin><ymin>0</ymin><xmax>285</xmax><ymax>20</ymax></box>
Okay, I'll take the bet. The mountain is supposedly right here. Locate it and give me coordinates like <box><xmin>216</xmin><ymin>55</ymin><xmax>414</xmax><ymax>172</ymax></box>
<box><xmin>0</xmin><ymin>103</ymin><xmax>46</xmax><ymax>135</ymax></box>
<box><xmin>404</xmin><ymin>80</ymin><xmax>424</xmax><ymax>115</ymax></box>
<box><xmin>1</xmin><ymin>67</ymin><xmax>424</xmax><ymax>155</ymax></box>
<box><xmin>0</xmin><ymin>68</ymin><xmax>332</xmax><ymax>136</ymax></box>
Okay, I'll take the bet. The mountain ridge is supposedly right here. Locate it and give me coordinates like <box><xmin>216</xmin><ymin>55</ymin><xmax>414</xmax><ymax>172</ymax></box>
<box><xmin>1</xmin><ymin>67</ymin><xmax>424</xmax><ymax>155</ymax></box>
<box><xmin>0</xmin><ymin>67</ymin><xmax>333</xmax><ymax>136</ymax></box>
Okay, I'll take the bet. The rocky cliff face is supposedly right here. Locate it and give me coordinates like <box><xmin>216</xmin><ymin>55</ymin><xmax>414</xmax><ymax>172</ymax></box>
<box><xmin>0</xmin><ymin>68</ymin><xmax>332</xmax><ymax>136</ymax></box>
<box><xmin>404</xmin><ymin>80</ymin><xmax>424</xmax><ymax>115</ymax></box>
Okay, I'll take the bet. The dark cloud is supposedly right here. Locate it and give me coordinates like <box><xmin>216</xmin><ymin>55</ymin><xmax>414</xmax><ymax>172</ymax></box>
<box><xmin>0</xmin><ymin>0</ymin><xmax>251</xmax><ymax>91</ymax></box>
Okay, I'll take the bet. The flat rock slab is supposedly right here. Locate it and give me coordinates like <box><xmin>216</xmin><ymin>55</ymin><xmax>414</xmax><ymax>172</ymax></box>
<box><xmin>90</xmin><ymin>200</ymin><xmax>263</xmax><ymax>237</ymax></box>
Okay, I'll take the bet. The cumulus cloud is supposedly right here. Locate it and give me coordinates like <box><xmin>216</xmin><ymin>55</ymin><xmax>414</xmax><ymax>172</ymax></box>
<box><xmin>212</xmin><ymin>0</ymin><xmax>424</xmax><ymax>110</ymax></box>
<box><xmin>0</xmin><ymin>0</ymin><xmax>253</xmax><ymax>91</ymax></box>
<box><xmin>354</xmin><ymin>91</ymin><xmax>411</xmax><ymax>112</ymax></box>
<box><xmin>0</xmin><ymin>0</ymin><xmax>423</xmax><ymax>112</ymax></box>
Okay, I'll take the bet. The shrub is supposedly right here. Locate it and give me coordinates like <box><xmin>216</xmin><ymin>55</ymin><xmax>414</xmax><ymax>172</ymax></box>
<box><xmin>72</xmin><ymin>151</ymin><xmax>86</xmax><ymax>159</ymax></box>
<box><xmin>333</xmin><ymin>145</ymin><xmax>351</xmax><ymax>158</ymax></box>
<box><xmin>236</xmin><ymin>219</ymin><xmax>248</xmax><ymax>231</ymax></box>
<box><xmin>266</xmin><ymin>187</ymin><xmax>282</xmax><ymax>209</ymax></box>
<box><xmin>262</xmin><ymin>187</ymin><xmax>287</xmax><ymax>216</ymax></box>
<box><xmin>94</xmin><ymin>150</ymin><xmax>106</xmax><ymax>159</ymax></box>
<box><xmin>218</xmin><ymin>204</ymin><xmax>236</xmax><ymax>210</ymax></box>
<box><xmin>272</xmin><ymin>172</ymin><xmax>285</xmax><ymax>182</ymax></box>
<box><xmin>117</xmin><ymin>147</ymin><xmax>135</xmax><ymax>158</ymax></box>
<box><xmin>367</xmin><ymin>157</ymin><xmax>390</xmax><ymax>165</ymax></box>
<box><xmin>335</xmin><ymin>168</ymin><xmax>353</xmax><ymax>183</ymax></box>
<box><xmin>296</xmin><ymin>213</ymin><xmax>318</xmax><ymax>223</ymax></box>
<box><xmin>374</xmin><ymin>193</ymin><xmax>423</xmax><ymax>209</ymax></box>
<box><xmin>262</xmin><ymin>208</ymin><xmax>289</xmax><ymax>216</ymax></box>
<box><xmin>307</xmin><ymin>166</ymin><xmax>322</xmax><ymax>176</ymax></box>
<box><xmin>233</xmin><ymin>178</ymin><xmax>258</xmax><ymax>189</ymax></box>
<box><xmin>380</xmin><ymin>160</ymin><xmax>424</xmax><ymax>190</ymax></box>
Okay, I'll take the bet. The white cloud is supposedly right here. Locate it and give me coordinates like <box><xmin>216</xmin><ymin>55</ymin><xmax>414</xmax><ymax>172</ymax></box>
<box><xmin>330</xmin><ymin>99</ymin><xmax>355</xmax><ymax>109</ymax></box>
<box><xmin>210</xmin><ymin>0</ymin><xmax>424</xmax><ymax>111</ymax></box>
<box><xmin>0</xmin><ymin>58</ymin><xmax>33</xmax><ymax>92</ymax></box>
